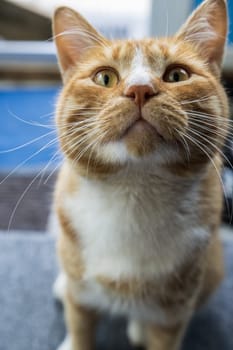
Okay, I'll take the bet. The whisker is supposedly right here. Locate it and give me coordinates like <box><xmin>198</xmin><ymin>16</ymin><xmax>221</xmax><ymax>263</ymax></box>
<box><xmin>85</xmin><ymin>132</ymin><xmax>108</xmax><ymax>176</ymax></box>
<box><xmin>188</xmin><ymin>120</ymin><xmax>229</xmax><ymax>140</ymax></box>
<box><xmin>181</xmin><ymin>95</ymin><xmax>213</xmax><ymax>105</ymax></box>
<box><xmin>43</xmin><ymin>159</ymin><xmax>62</xmax><ymax>185</ymax></box>
<box><xmin>67</xmin><ymin>126</ymin><xmax>102</xmax><ymax>166</ymax></box>
<box><xmin>187</xmin><ymin>127</ymin><xmax>232</xmax><ymax>170</ymax></box>
<box><xmin>7</xmin><ymin>168</ymin><xmax>46</xmax><ymax>232</ymax></box>
<box><xmin>186</xmin><ymin>110</ymin><xmax>231</xmax><ymax>123</ymax></box>
<box><xmin>179</xmin><ymin>131</ymin><xmax>230</xmax><ymax>219</ymax></box>
<box><xmin>187</xmin><ymin>114</ymin><xmax>230</xmax><ymax>128</ymax></box>
<box><xmin>0</xmin><ymin>137</ymin><xmax>59</xmax><ymax>185</ymax></box>
<box><xmin>7</xmin><ymin>109</ymin><xmax>55</xmax><ymax>129</ymax></box>
<box><xmin>38</xmin><ymin>150</ymin><xmax>61</xmax><ymax>185</ymax></box>
<box><xmin>0</xmin><ymin>130</ymin><xmax>56</xmax><ymax>154</ymax></box>
<box><xmin>176</xmin><ymin>132</ymin><xmax>191</xmax><ymax>161</ymax></box>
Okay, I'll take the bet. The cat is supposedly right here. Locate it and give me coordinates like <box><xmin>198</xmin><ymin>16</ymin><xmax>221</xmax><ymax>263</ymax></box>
<box><xmin>52</xmin><ymin>0</ymin><xmax>229</xmax><ymax>349</ymax></box>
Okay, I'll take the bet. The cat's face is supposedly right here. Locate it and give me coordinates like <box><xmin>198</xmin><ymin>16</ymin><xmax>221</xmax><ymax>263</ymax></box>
<box><xmin>54</xmin><ymin>0</ymin><xmax>229</xmax><ymax>176</ymax></box>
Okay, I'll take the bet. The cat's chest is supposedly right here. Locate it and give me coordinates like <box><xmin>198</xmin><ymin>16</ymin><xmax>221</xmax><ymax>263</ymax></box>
<box><xmin>63</xmin><ymin>174</ymin><xmax>207</xmax><ymax>281</ymax></box>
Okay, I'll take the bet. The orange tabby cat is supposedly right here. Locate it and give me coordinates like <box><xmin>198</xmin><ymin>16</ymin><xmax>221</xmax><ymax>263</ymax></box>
<box><xmin>52</xmin><ymin>1</ymin><xmax>229</xmax><ymax>349</ymax></box>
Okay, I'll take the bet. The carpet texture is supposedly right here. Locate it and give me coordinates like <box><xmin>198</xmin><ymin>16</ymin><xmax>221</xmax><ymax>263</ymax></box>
<box><xmin>0</xmin><ymin>232</ymin><xmax>233</xmax><ymax>350</ymax></box>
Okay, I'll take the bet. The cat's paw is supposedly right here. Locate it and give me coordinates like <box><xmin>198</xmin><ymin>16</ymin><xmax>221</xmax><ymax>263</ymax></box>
<box><xmin>57</xmin><ymin>336</ymin><xmax>72</xmax><ymax>350</ymax></box>
<box><xmin>53</xmin><ymin>273</ymin><xmax>67</xmax><ymax>303</ymax></box>
<box><xmin>127</xmin><ymin>320</ymin><xmax>146</xmax><ymax>347</ymax></box>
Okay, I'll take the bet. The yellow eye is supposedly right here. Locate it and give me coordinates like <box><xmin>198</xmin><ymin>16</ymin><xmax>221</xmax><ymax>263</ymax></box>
<box><xmin>163</xmin><ymin>67</ymin><xmax>190</xmax><ymax>83</ymax></box>
<box><xmin>94</xmin><ymin>69</ymin><xmax>119</xmax><ymax>88</ymax></box>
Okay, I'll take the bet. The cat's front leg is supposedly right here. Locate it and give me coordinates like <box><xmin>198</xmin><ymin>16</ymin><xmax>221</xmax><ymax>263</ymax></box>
<box><xmin>57</xmin><ymin>284</ymin><xmax>97</xmax><ymax>350</ymax></box>
<box><xmin>146</xmin><ymin>322</ymin><xmax>187</xmax><ymax>350</ymax></box>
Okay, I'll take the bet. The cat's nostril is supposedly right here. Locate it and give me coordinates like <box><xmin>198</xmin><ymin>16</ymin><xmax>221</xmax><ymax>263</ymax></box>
<box><xmin>125</xmin><ymin>85</ymin><xmax>157</xmax><ymax>108</ymax></box>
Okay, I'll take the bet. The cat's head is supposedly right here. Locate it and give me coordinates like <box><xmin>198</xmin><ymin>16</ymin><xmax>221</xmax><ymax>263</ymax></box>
<box><xmin>53</xmin><ymin>0</ymin><xmax>229</xmax><ymax>177</ymax></box>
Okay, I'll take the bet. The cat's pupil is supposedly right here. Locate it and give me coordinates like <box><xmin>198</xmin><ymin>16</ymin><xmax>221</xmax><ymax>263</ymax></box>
<box><xmin>173</xmin><ymin>72</ymin><xmax>180</xmax><ymax>82</ymax></box>
<box><xmin>104</xmin><ymin>74</ymin><xmax>110</xmax><ymax>85</ymax></box>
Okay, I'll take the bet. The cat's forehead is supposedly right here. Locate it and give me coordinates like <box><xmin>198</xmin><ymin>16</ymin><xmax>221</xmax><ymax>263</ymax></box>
<box><xmin>81</xmin><ymin>39</ymin><xmax>177</xmax><ymax>70</ymax></box>
<box><xmin>98</xmin><ymin>39</ymin><xmax>197</xmax><ymax>75</ymax></box>
<box><xmin>109</xmin><ymin>39</ymin><xmax>168</xmax><ymax>66</ymax></box>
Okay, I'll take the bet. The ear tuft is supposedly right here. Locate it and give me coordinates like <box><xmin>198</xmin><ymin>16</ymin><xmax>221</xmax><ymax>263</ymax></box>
<box><xmin>53</xmin><ymin>7</ymin><xmax>107</xmax><ymax>81</ymax></box>
<box><xmin>176</xmin><ymin>0</ymin><xmax>228</xmax><ymax>72</ymax></box>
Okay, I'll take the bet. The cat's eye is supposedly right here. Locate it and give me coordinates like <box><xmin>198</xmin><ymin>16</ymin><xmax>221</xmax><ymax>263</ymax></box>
<box><xmin>93</xmin><ymin>69</ymin><xmax>119</xmax><ymax>88</ymax></box>
<box><xmin>163</xmin><ymin>67</ymin><xmax>190</xmax><ymax>83</ymax></box>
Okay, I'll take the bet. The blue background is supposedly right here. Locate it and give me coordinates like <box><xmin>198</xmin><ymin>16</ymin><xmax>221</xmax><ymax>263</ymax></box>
<box><xmin>0</xmin><ymin>87</ymin><xmax>60</xmax><ymax>171</ymax></box>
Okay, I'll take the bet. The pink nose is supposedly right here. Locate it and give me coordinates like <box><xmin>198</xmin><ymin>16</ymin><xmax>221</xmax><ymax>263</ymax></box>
<box><xmin>125</xmin><ymin>85</ymin><xmax>156</xmax><ymax>108</ymax></box>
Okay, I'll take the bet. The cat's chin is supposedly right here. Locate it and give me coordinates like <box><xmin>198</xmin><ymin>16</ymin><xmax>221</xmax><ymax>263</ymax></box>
<box><xmin>120</xmin><ymin>119</ymin><xmax>163</xmax><ymax>159</ymax></box>
<box><xmin>122</xmin><ymin>119</ymin><xmax>162</xmax><ymax>140</ymax></box>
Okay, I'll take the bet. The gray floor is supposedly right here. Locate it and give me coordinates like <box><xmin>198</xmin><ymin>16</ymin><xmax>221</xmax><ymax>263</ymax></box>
<box><xmin>0</xmin><ymin>232</ymin><xmax>233</xmax><ymax>350</ymax></box>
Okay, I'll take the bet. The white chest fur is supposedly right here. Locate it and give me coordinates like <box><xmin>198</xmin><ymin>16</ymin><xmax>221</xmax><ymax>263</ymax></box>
<box><xmin>61</xmin><ymin>170</ymin><xmax>209</xmax><ymax>321</ymax></box>
<box><xmin>63</xmin><ymin>171</ymin><xmax>208</xmax><ymax>282</ymax></box>
<box><xmin>61</xmin><ymin>170</ymin><xmax>208</xmax><ymax>322</ymax></box>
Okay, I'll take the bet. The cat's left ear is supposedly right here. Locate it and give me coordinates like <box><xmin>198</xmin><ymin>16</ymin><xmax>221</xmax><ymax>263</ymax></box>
<box><xmin>176</xmin><ymin>0</ymin><xmax>228</xmax><ymax>74</ymax></box>
<box><xmin>53</xmin><ymin>7</ymin><xmax>108</xmax><ymax>81</ymax></box>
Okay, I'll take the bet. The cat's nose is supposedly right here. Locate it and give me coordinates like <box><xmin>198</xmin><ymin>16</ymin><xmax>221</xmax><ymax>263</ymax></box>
<box><xmin>125</xmin><ymin>85</ymin><xmax>157</xmax><ymax>108</ymax></box>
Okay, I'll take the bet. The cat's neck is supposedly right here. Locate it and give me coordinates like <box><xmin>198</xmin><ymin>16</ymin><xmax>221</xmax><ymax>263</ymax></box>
<box><xmin>66</xmin><ymin>158</ymin><xmax>207</xmax><ymax>195</ymax></box>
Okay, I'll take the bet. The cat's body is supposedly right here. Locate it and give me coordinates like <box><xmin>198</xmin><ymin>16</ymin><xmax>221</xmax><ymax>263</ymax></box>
<box><xmin>52</xmin><ymin>1</ymin><xmax>229</xmax><ymax>349</ymax></box>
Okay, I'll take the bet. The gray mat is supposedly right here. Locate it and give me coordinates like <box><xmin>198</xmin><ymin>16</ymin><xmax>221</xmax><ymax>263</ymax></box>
<box><xmin>0</xmin><ymin>232</ymin><xmax>233</xmax><ymax>350</ymax></box>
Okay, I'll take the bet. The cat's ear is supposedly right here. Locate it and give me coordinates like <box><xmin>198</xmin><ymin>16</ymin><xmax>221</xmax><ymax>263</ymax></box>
<box><xmin>176</xmin><ymin>0</ymin><xmax>228</xmax><ymax>73</ymax></box>
<box><xmin>53</xmin><ymin>7</ymin><xmax>107</xmax><ymax>80</ymax></box>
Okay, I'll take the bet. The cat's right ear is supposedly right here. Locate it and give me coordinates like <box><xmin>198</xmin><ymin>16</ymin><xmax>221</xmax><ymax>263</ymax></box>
<box><xmin>53</xmin><ymin>7</ymin><xmax>107</xmax><ymax>81</ymax></box>
<box><xmin>175</xmin><ymin>0</ymin><xmax>228</xmax><ymax>75</ymax></box>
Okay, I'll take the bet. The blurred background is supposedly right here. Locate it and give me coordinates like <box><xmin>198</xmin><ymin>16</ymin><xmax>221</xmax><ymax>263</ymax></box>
<box><xmin>0</xmin><ymin>0</ymin><xmax>233</xmax><ymax>232</ymax></box>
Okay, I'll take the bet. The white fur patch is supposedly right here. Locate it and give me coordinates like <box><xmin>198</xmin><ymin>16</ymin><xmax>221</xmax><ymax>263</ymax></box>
<box><xmin>97</xmin><ymin>141</ymin><xmax>131</xmax><ymax>164</ymax></box>
<box><xmin>57</xmin><ymin>335</ymin><xmax>71</xmax><ymax>350</ymax></box>
<box><xmin>126</xmin><ymin>47</ymin><xmax>152</xmax><ymax>87</ymax></box>
<box><xmin>53</xmin><ymin>273</ymin><xmax>67</xmax><ymax>303</ymax></box>
<box><xmin>62</xmin><ymin>169</ymin><xmax>209</xmax><ymax>323</ymax></box>
<box><xmin>98</xmin><ymin>139</ymin><xmax>183</xmax><ymax>166</ymax></box>
<box><xmin>127</xmin><ymin>320</ymin><xmax>146</xmax><ymax>347</ymax></box>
